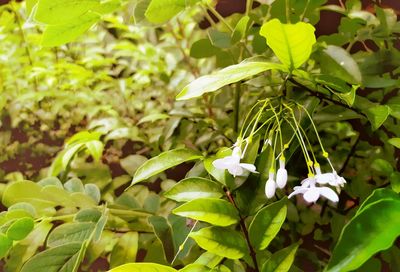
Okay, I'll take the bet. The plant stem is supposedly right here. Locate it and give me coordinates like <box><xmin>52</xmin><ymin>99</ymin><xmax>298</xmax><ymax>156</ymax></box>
<box><xmin>226</xmin><ymin>190</ymin><xmax>259</xmax><ymax>272</ymax></box>
<box><xmin>234</xmin><ymin>83</ymin><xmax>241</xmax><ymax>133</ymax></box>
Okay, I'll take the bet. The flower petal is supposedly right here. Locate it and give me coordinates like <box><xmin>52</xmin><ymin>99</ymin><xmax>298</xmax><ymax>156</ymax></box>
<box><xmin>265</xmin><ymin>178</ymin><xmax>276</xmax><ymax>198</ymax></box>
<box><xmin>212</xmin><ymin>157</ymin><xmax>233</xmax><ymax>169</ymax></box>
<box><xmin>318</xmin><ymin>187</ymin><xmax>339</xmax><ymax>202</ymax></box>
<box><xmin>239</xmin><ymin>163</ymin><xmax>258</xmax><ymax>173</ymax></box>
<box><xmin>316</xmin><ymin>173</ymin><xmax>335</xmax><ymax>185</ymax></box>
<box><xmin>276</xmin><ymin>168</ymin><xmax>288</xmax><ymax>189</ymax></box>
<box><xmin>288</xmin><ymin>187</ymin><xmax>308</xmax><ymax>198</ymax></box>
<box><xmin>228</xmin><ymin>165</ymin><xmax>243</xmax><ymax>177</ymax></box>
<box><xmin>303</xmin><ymin>187</ymin><xmax>320</xmax><ymax>203</ymax></box>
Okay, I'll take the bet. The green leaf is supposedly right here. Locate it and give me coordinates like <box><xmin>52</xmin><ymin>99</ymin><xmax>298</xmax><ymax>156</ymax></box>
<box><xmin>260</xmin><ymin>19</ymin><xmax>316</xmax><ymax>70</ymax></box>
<box><xmin>249</xmin><ymin>197</ymin><xmax>287</xmax><ymax>250</ymax></box>
<box><xmin>47</xmin><ymin>222</ymin><xmax>95</xmax><ymax>247</ymax></box>
<box><xmin>164</xmin><ymin>177</ymin><xmax>224</xmax><ymax>202</ymax></box>
<box><xmin>173</xmin><ymin>198</ymin><xmax>239</xmax><ymax>226</ymax></box>
<box><xmin>74</xmin><ymin>208</ymin><xmax>102</xmax><ymax>223</ymax></box>
<box><xmin>231</xmin><ymin>16</ymin><xmax>250</xmax><ymax>44</ymax></box>
<box><xmin>84</xmin><ymin>184</ymin><xmax>101</xmax><ymax>203</ymax></box>
<box><xmin>130</xmin><ymin>148</ymin><xmax>203</xmax><ymax>185</ymax></box>
<box><xmin>209</xmin><ymin>30</ymin><xmax>231</xmax><ymax>49</ymax></box>
<box><xmin>110</xmin><ymin>232</ymin><xmax>139</xmax><ymax>268</ymax></box>
<box><xmin>261</xmin><ymin>243</ymin><xmax>299</xmax><ymax>272</ymax></box>
<box><xmin>177</xmin><ymin>60</ymin><xmax>285</xmax><ymax>100</ymax></box>
<box><xmin>388</xmin><ymin>138</ymin><xmax>400</xmax><ymax>149</ymax></box>
<box><xmin>148</xmin><ymin>216</ymin><xmax>175</xmax><ymax>263</ymax></box>
<box><xmin>145</xmin><ymin>0</ymin><xmax>199</xmax><ymax>24</ymax></box>
<box><xmin>35</xmin><ymin>0</ymin><xmax>100</xmax><ymax>24</ymax></box>
<box><xmin>357</xmin><ymin>188</ymin><xmax>400</xmax><ymax>215</ymax></box>
<box><xmin>109</xmin><ymin>263</ymin><xmax>178</xmax><ymax>272</ymax></box>
<box><xmin>85</xmin><ymin>140</ymin><xmax>104</xmax><ymax>163</ymax></box>
<box><xmin>327</xmin><ymin>199</ymin><xmax>400</xmax><ymax>272</ymax></box>
<box><xmin>319</xmin><ymin>45</ymin><xmax>362</xmax><ymax>84</ymax></box>
<box><xmin>0</xmin><ymin>233</ymin><xmax>13</xmax><ymax>258</ymax></box>
<box><xmin>20</xmin><ymin>242</ymin><xmax>84</xmax><ymax>272</ymax></box>
<box><xmin>189</xmin><ymin>226</ymin><xmax>247</xmax><ymax>259</ymax></box>
<box><xmin>365</xmin><ymin>105</ymin><xmax>391</xmax><ymax>130</ymax></box>
<box><xmin>190</xmin><ymin>39</ymin><xmax>220</xmax><ymax>59</ymax></box>
<box><xmin>41</xmin><ymin>12</ymin><xmax>100</xmax><ymax>47</ymax></box>
<box><xmin>6</xmin><ymin>217</ymin><xmax>34</xmax><ymax>241</ymax></box>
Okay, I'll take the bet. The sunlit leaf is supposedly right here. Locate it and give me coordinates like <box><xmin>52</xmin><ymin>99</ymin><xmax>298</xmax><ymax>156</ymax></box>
<box><xmin>6</xmin><ymin>217</ymin><xmax>35</xmax><ymax>241</ymax></box>
<box><xmin>261</xmin><ymin>243</ymin><xmax>299</xmax><ymax>272</ymax></box>
<box><xmin>260</xmin><ymin>19</ymin><xmax>316</xmax><ymax>70</ymax></box>
<box><xmin>189</xmin><ymin>226</ymin><xmax>247</xmax><ymax>259</ymax></box>
<box><xmin>109</xmin><ymin>263</ymin><xmax>178</xmax><ymax>272</ymax></box>
<box><xmin>130</xmin><ymin>148</ymin><xmax>203</xmax><ymax>185</ymax></box>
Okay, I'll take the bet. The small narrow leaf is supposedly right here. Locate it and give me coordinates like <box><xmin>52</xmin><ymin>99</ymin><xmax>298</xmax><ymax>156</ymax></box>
<box><xmin>260</xmin><ymin>19</ymin><xmax>316</xmax><ymax>70</ymax></box>
<box><xmin>262</xmin><ymin>243</ymin><xmax>299</xmax><ymax>272</ymax></box>
<box><xmin>131</xmin><ymin>148</ymin><xmax>203</xmax><ymax>185</ymax></box>
<box><xmin>327</xmin><ymin>199</ymin><xmax>400</xmax><ymax>272</ymax></box>
<box><xmin>164</xmin><ymin>177</ymin><xmax>224</xmax><ymax>202</ymax></box>
<box><xmin>148</xmin><ymin>216</ymin><xmax>175</xmax><ymax>263</ymax></box>
<box><xmin>249</xmin><ymin>197</ymin><xmax>287</xmax><ymax>250</ymax></box>
<box><xmin>173</xmin><ymin>198</ymin><xmax>239</xmax><ymax>226</ymax></box>
<box><xmin>0</xmin><ymin>233</ymin><xmax>13</xmax><ymax>258</ymax></box>
<box><xmin>388</xmin><ymin>138</ymin><xmax>400</xmax><ymax>148</ymax></box>
<box><xmin>189</xmin><ymin>227</ymin><xmax>247</xmax><ymax>259</ymax></box>
<box><xmin>109</xmin><ymin>263</ymin><xmax>178</xmax><ymax>272</ymax></box>
<box><xmin>177</xmin><ymin>61</ymin><xmax>285</xmax><ymax>100</ymax></box>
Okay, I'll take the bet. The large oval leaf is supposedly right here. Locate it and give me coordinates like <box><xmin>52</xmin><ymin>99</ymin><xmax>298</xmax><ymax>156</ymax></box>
<box><xmin>262</xmin><ymin>243</ymin><xmax>299</xmax><ymax>272</ymax></box>
<box><xmin>109</xmin><ymin>263</ymin><xmax>177</xmax><ymax>272</ymax></box>
<box><xmin>130</xmin><ymin>148</ymin><xmax>203</xmax><ymax>185</ymax></box>
<box><xmin>357</xmin><ymin>188</ymin><xmax>400</xmax><ymax>214</ymax></box>
<box><xmin>260</xmin><ymin>19</ymin><xmax>316</xmax><ymax>70</ymax></box>
<box><xmin>319</xmin><ymin>45</ymin><xmax>362</xmax><ymax>84</ymax></box>
<box><xmin>248</xmin><ymin>197</ymin><xmax>287</xmax><ymax>250</ymax></box>
<box><xmin>176</xmin><ymin>61</ymin><xmax>285</xmax><ymax>100</ymax></box>
<box><xmin>6</xmin><ymin>217</ymin><xmax>34</xmax><ymax>241</ymax></box>
<box><xmin>173</xmin><ymin>198</ymin><xmax>239</xmax><ymax>226</ymax></box>
<box><xmin>189</xmin><ymin>227</ymin><xmax>247</xmax><ymax>259</ymax></box>
<box><xmin>148</xmin><ymin>216</ymin><xmax>175</xmax><ymax>263</ymax></box>
<box><xmin>164</xmin><ymin>177</ymin><xmax>224</xmax><ymax>202</ymax></box>
<box><xmin>326</xmin><ymin>199</ymin><xmax>400</xmax><ymax>272</ymax></box>
<box><xmin>35</xmin><ymin>0</ymin><xmax>100</xmax><ymax>25</ymax></box>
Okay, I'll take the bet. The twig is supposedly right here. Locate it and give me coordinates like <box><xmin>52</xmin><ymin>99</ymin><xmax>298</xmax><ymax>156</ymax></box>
<box><xmin>225</xmin><ymin>190</ymin><xmax>259</xmax><ymax>272</ymax></box>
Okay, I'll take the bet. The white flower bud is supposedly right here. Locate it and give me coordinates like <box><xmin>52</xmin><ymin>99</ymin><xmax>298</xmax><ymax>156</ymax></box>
<box><xmin>276</xmin><ymin>158</ymin><xmax>287</xmax><ymax>189</ymax></box>
<box><xmin>265</xmin><ymin>172</ymin><xmax>276</xmax><ymax>198</ymax></box>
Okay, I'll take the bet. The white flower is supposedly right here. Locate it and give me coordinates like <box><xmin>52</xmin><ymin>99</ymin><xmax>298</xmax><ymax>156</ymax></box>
<box><xmin>276</xmin><ymin>158</ymin><xmax>288</xmax><ymax>189</ymax></box>
<box><xmin>265</xmin><ymin>171</ymin><xmax>276</xmax><ymax>198</ymax></box>
<box><xmin>212</xmin><ymin>147</ymin><xmax>257</xmax><ymax>177</ymax></box>
<box><xmin>289</xmin><ymin>176</ymin><xmax>339</xmax><ymax>203</ymax></box>
<box><xmin>315</xmin><ymin>165</ymin><xmax>346</xmax><ymax>188</ymax></box>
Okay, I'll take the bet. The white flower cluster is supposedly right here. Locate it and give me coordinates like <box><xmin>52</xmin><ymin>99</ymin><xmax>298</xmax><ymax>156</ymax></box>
<box><xmin>213</xmin><ymin>144</ymin><xmax>346</xmax><ymax>204</ymax></box>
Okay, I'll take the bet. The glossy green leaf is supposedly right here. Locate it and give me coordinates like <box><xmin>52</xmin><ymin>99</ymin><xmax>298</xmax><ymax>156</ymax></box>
<box><xmin>130</xmin><ymin>148</ymin><xmax>202</xmax><ymax>185</ymax></box>
<box><xmin>110</xmin><ymin>232</ymin><xmax>139</xmax><ymax>268</ymax></box>
<box><xmin>357</xmin><ymin>188</ymin><xmax>400</xmax><ymax>215</ymax></box>
<box><xmin>231</xmin><ymin>16</ymin><xmax>250</xmax><ymax>44</ymax></box>
<box><xmin>260</xmin><ymin>19</ymin><xmax>316</xmax><ymax>70</ymax></box>
<box><xmin>173</xmin><ymin>198</ymin><xmax>239</xmax><ymax>226</ymax></box>
<box><xmin>189</xmin><ymin>226</ymin><xmax>247</xmax><ymax>259</ymax></box>
<box><xmin>20</xmin><ymin>242</ymin><xmax>83</xmax><ymax>272</ymax></box>
<box><xmin>388</xmin><ymin>138</ymin><xmax>400</xmax><ymax>148</ymax></box>
<box><xmin>261</xmin><ymin>243</ymin><xmax>299</xmax><ymax>272</ymax></box>
<box><xmin>148</xmin><ymin>216</ymin><xmax>175</xmax><ymax>263</ymax></box>
<box><xmin>6</xmin><ymin>217</ymin><xmax>34</xmax><ymax>241</ymax></box>
<box><xmin>109</xmin><ymin>263</ymin><xmax>178</xmax><ymax>272</ymax></box>
<box><xmin>327</xmin><ymin>199</ymin><xmax>400</xmax><ymax>272</ymax></box>
<box><xmin>249</xmin><ymin>197</ymin><xmax>287</xmax><ymax>250</ymax></box>
<box><xmin>35</xmin><ymin>0</ymin><xmax>100</xmax><ymax>24</ymax></box>
<box><xmin>41</xmin><ymin>12</ymin><xmax>100</xmax><ymax>47</ymax></box>
<box><xmin>319</xmin><ymin>45</ymin><xmax>362</xmax><ymax>84</ymax></box>
<box><xmin>47</xmin><ymin>222</ymin><xmax>95</xmax><ymax>247</ymax></box>
<box><xmin>365</xmin><ymin>105</ymin><xmax>391</xmax><ymax>130</ymax></box>
<box><xmin>176</xmin><ymin>61</ymin><xmax>285</xmax><ymax>100</ymax></box>
<box><xmin>164</xmin><ymin>177</ymin><xmax>224</xmax><ymax>202</ymax></box>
